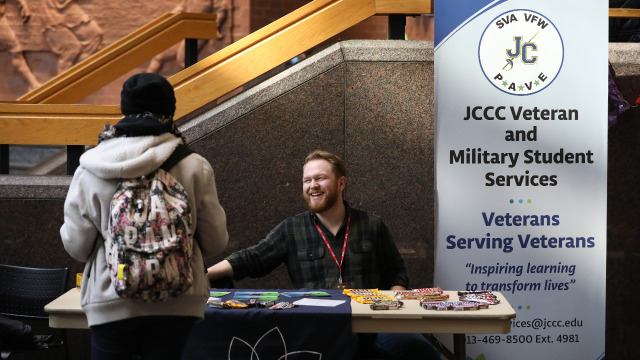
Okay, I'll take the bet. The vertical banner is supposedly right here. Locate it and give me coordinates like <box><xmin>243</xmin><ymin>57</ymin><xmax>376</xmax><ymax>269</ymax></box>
<box><xmin>434</xmin><ymin>1</ymin><xmax>607</xmax><ymax>360</ymax></box>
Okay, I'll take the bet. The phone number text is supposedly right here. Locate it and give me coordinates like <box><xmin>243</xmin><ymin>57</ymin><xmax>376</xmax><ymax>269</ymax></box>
<box><xmin>466</xmin><ymin>334</ymin><xmax>580</xmax><ymax>345</ymax></box>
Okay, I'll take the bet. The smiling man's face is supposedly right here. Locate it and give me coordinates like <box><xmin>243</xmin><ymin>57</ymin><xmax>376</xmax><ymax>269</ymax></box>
<box><xmin>302</xmin><ymin>159</ymin><xmax>344</xmax><ymax>213</ymax></box>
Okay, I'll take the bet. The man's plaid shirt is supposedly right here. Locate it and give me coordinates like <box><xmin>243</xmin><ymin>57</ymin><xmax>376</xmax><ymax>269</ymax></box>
<box><xmin>226</xmin><ymin>202</ymin><xmax>409</xmax><ymax>289</ymax></box>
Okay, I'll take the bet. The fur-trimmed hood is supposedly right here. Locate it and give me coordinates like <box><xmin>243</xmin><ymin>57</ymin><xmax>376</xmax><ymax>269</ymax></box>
<box><xmin>79</xmin><ymin>133</ymin><xmax>182</xmax><ymax>179</ymax></box>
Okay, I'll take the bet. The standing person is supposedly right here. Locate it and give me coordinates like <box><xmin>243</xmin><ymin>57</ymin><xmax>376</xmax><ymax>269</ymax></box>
<box><xmin>60</xmin><ymin>73</ymin><xmax>228</xmax><ymax>360</ymax></box>
<box><xmin>42</xmin><ymin>0</ymin><xmax>103</xmax><ymax>73</ymax></box>
<box><xmin>206</xmin><ymin>150</ymin><xmax>440</xmax><ymax>360</ymax></box>
<box><xmin>0</xmin><ymin>0</ymin><xmax>41</xmax><ymax>90</ymax></box>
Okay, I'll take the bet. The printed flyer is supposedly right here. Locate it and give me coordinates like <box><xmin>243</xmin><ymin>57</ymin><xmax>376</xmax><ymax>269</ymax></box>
<box><xmin>434</xmin><ymin>1</ymin><xmax>607</xmax><ymax>359</ymax></box>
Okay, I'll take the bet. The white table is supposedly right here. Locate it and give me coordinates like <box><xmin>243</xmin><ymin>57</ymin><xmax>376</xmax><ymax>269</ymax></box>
<box><xmin>352</xmin><ymin>291</ymin><xmax>516</xmax><ymax>360</ymax></box>
<box><xmin>44</xmin><ymin>289</ymin><xmax>87</xmax><ymax>329</ymax></box>
<box><xmin>45</xmin><ymin>289</ymin><xmax>516</xmax><ymax>360</ymax></box>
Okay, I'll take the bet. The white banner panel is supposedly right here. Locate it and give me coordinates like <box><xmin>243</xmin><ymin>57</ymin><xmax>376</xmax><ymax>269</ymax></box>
<box><xmin>434</xmin><ymin>1</ymin><xmax>607</xmax><ymax>359</ymax></box>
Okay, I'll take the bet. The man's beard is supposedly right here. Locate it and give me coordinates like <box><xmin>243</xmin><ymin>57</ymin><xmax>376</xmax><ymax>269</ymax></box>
<box><xmin>304</xmin><ymin>188</ymin><xmax>339</xmax><ymax>213</ymax></box>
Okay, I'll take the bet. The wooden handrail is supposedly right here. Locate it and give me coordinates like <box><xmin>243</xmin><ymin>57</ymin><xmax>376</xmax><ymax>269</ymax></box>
<box><xmin>170</xmin><ymin>0</ymin><xmax>430</xmax><ymax>119</ymax></box>
<box><xmin>610</xmin><ymin>8</ymin><xmax>640</xmax><ymax>17</ymax></box>
<box><xmin>1</xmin><ymin>0</ymin><xmax>430</xmax><ymax>146</ymax></box>
<box><xmin>375</xmin><ymin>0</ymin><xmax>432</xmax><ymax>14</ymax></box>
<box><xmin>17</xmin><ymin>13</ymin><xmax>218</xmax><ymax>104</ymax></box>
<box><xmin>2</xmin><ymin>2</ymin><xmax>636</xmax><ymax>148</ymax></box>
<box><xmin>0</xmin><ymin>104</ymin><xmax>120</xmax><ymax>145</ymax></box>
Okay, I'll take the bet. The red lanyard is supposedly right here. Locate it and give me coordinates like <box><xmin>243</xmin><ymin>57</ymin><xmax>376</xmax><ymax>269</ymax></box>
<box><xmin>314</xmin><ymin>213</ymin><xmax>351</xmax><ymax>284</ymax></box>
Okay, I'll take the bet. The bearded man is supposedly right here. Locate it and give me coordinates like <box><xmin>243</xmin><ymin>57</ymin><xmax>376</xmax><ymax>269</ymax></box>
<box><xmin>207</xmin><ymin>149</ymin><xmax>407</xmax><ymax>290</ymax></box>
<box><xmin>206</xmin><ymin>150</ymin><xmax>440</xmax><ymax>360</ymax></box>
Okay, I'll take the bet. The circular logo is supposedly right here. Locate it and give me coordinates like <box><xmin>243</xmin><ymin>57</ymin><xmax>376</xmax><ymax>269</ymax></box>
<box><xmin>479</xmin><ymin>9</ymin><xmax>564</xmax><ymax>96</ymax></box>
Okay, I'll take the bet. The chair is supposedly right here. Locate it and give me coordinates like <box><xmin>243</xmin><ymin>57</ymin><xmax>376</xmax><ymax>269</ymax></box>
<box><xmin>0</xmin><ymin>264</ymin><xmax>70</xmax><ymax>360</ymax></box>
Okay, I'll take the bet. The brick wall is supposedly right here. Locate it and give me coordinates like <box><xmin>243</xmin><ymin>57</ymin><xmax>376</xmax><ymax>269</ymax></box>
<box><xmin>249</xmin><ymin>0</ymin><xmax>308</xmax><ymax>31</ymax></box>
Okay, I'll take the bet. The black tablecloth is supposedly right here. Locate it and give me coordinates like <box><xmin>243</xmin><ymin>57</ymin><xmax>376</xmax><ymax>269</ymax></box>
<box><xmin>182</xmin><ymin>289</ymin><xmax>353</xmax><ymax>360</ymax></box>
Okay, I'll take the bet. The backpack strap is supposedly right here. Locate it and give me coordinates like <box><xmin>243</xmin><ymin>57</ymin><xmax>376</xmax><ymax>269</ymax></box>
<box><xmin>161</xmin><ymin>144</ymin><xmax>194</xmax><ymax>172</ymax></box>
<box><xmin>157</xmin><ymin>143</ymin><xmax>206</xmax><ymax>274</ymax></box>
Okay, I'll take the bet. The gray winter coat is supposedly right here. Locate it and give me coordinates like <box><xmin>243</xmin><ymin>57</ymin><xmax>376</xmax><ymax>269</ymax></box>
<box><xmin>60</xmin><ymin>132</ymin><xmax>228</xmax><ymax>327</ymax></box>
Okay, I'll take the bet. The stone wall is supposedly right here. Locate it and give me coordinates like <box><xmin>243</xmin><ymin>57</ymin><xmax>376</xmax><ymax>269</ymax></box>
<box><xmin>0</xmin><ymin>41</ymin><xmax>638</xmax><ymax>359</ymax></box>
<box><xmin>181</xmin><ymin>41</ymin><xmax>435</xmax><ymax>290</ymax></box>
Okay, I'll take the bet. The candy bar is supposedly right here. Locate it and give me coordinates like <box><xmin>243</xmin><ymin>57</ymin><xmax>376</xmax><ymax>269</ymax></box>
<box><xmin>207</xmin><ymin>299</ymin><xmax>231</xmax><ymax>309</ymax></box>
<box><xmin>421</xmin><ymin>301</ymin><xmax>481</xmax><ymax>311</ymax></box>
<box><xmin>413</xmin><ymin>287</ymin><xmax>444</xmax><ymax>296</ymax></box>
<box><xmin>458</xmin><ymin>290</ymin><xmax>500</xmax><ymax>305</ymax></box>
<box><xmin>257</xmin><ymin>300</ymin><xmax>275</xmax><ymax>308</ymax></box>
<box><xmin>269</xmin><ymin>302</ymin><xmax>296</xmax><ymax>310</ymax></box>
<box><xmin>394</xmin><ymin>291</ymin><xmax>424</xmax><ymax>300</ymax></box>
<box><xmin>225</xmin><ymin>299</ymin><xmax>248</xmax><ymax>308</ymax></box>
<box><xmin>370</xmin><ymin>300</ymin><xmax>404</xmax><ymax>310</ymax></box>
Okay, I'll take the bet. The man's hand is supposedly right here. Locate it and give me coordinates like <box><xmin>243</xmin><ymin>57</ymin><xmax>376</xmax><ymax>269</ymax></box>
<box><xmin>207</xmin><ymin>260</ymin><xmax>234</xmax><ymax>280</ymax></box>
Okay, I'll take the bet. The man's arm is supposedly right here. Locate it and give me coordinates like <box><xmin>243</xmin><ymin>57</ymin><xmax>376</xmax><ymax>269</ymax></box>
<box><xmin>206</xmin><ymin>260</ymin><xmax>234</xmax><ymax>280</ymax></box>
<box><xmin>211</xmin><ymin>219</ymin><xmax>291</xmax><ymax>283</ymax></box>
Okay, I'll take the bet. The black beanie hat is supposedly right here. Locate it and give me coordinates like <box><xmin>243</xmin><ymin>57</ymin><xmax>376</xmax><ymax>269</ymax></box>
<box><xmin>120</xmin><ymin>73</ymin><xmax>176</xmax><ymax>116</ymax></box>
